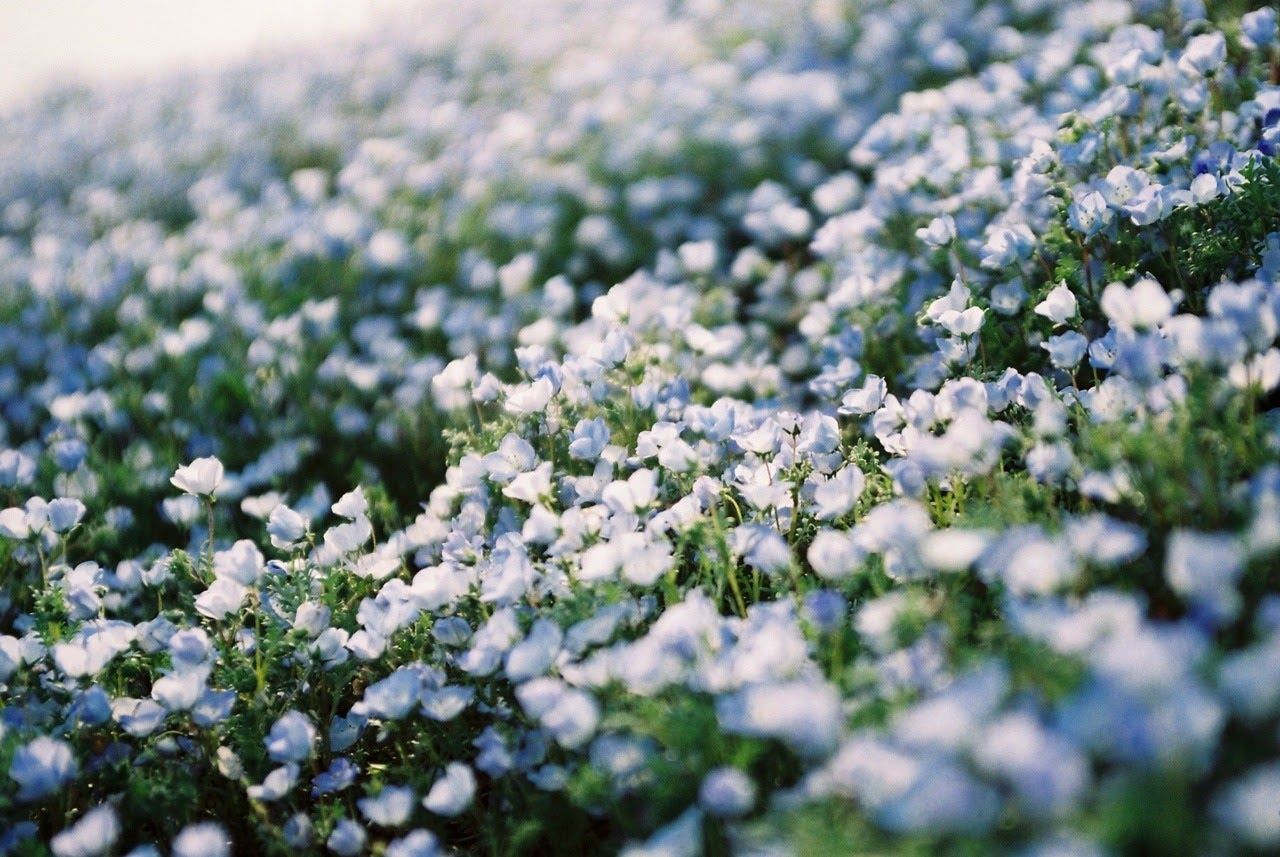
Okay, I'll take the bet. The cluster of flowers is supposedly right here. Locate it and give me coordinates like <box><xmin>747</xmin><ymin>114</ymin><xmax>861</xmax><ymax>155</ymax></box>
<box><xmin>3</xmin><ymin>0</ymin><xmax>1280</xmax><ymax>854</ymax></box>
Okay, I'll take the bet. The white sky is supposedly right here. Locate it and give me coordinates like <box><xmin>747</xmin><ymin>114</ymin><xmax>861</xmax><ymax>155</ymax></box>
<box><xmin>0</xmin><ymin>0</ymin><xmax>416</xmax><ymax>106</ymax></box>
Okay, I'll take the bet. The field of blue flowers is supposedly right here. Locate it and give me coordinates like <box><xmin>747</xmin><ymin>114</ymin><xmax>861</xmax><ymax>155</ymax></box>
<box><xmin>3</xmin><ymin>0</ymin><xmax>1280</xmax><ymax>854</ymax></box>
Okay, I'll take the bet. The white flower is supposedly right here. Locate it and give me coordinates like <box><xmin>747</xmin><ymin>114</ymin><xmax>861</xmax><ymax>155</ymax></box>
<box><xmin>386</xmin><ymin>830</ymin><xmax>440</xmax><ymax>857</ymax></box>
<box><xmin>325</xmin><ymin>516</ymin><xmax>374</xmax><ymax>556</ymax></box>
<box><xmin>602</xmin><ymin>469</ymin><xmax>659</xmax><ymax>515</ymax></box>
<box><xmin>1190</xmin><ymin>172</ymin><xmax>1220</xmax><ymax>204</ymax></box>
<box><xmin>1101</xmin><ymin>165</ymin><xmax>1149</xmax><ymax>207</ymax></box>
<box><xmin>170</xmin><ymin>456</ymin><xmax>224</xmax><ymax>497</ymax></box>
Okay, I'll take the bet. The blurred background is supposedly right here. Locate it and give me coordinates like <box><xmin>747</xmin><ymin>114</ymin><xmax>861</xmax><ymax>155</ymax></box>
<box><xmin>0</xmin><ymin>0</ymin><xmax>415</xmax><ymax>107</ymax></box>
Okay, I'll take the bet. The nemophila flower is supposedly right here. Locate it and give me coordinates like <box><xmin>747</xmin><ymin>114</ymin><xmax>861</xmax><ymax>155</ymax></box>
<box><xmin>170</xmin><ymin>456</ymin><xmax>224</xmax><ymax>497</ymax></box>
<box><xmin>810</xmin><ymin>464</ymin><xmax>866</xmax><ymax>520</ymax></box>
<box><xmin>386</xmin><ymin>830</ymin><xmax>440</xmax><ymax>857</ymax></box>
<box><xmin>1067</xmin><ymin>190</ymin><xmax>1111</xmax><ymax>236</ymax></box>
<box><xmin>194</xmin><ymin>577</ymin><xmax>247</xmax><ymax>620</ymax></box>
<box><xmin>505</xmin><ymin>619</ymin><xmax>563</xmax><ymax>682</ymax></box>
<box><xmin>312</xmin><ymin>757</ymin><xmax>359</xmax><ymax>797</ymax></box>
<box><xmin>5</xmin><ymin>1</ymin><xmax>1280</xmax><ymax>852</ymax></box>
<box><xmin>602</xmin><ymin>468</ymin><xmax>659</xmax><ymax>515</ymax></box>
<box><xmin>151</xmin><ymin>667</ymin><xmax>208</xmax><ymax>710</ymax></box>
<box><xmin>192</xmin><ymin>689</ymin><xmax>236</xmax><ymax>727</ymax></box>
<box><xmin>50</xmin><ymin>804</ymin><xmax>118</xmax><ymax>857</ymax></box>
<box><xmin>172</xmin><ymin>823</ymin><xmax>230</xmax><ymax>857</ymax></box>
<box><xmin>516</xmin><ymin>678</ymin><xmax>600</xmax><ymax>748</ymax></box>
<box><xmin>423</xmin><ymin>763</ymin><xmax>476</xmax><ymax>816</ymax></box>
<box><xmin>920</xmin><ymin>529</ymin><xmax>992</xmax><ymax>572</ymax></box>
<box><xmin>980</xmin><ymin>224</ymin><xmax>1034</xmax><ymax>269</ymax></box>
<box><xmin>916</xmin><ymin>214</ymin><xmax>957</xmax><ymax>249</ymax></box>
<box><xmin>9</xmin><ymin>736</ymin><xmax>77</xmax><ymax>801</ymax></box>
<box><xmin>359</xmin><ymin>785</ymin><xmax>417</xmax><ymax>827</ymax></box>
<box><xmin>327</xmin><ymin>819</ymin><xmax>368</xmax><ymax>857</ymax></box>
<box><xmin>732</xmin><ymin>524</ymin><xmax>792</xmax><ymax>576</ymax></box>
<box><xmin>1189</xmin><ymin>172</ymin><xmax>1221</xmax><ymax>205</ymax></box>
<box><xmin>267</xmin><ymin>710</ymin><xmax>317</xmax><ymax>762</ymax></box>
<box><xmin>1034</xmin><ymin>282</ymin><xmax>1078</xmax><ymax>326</ymax></box>
<box><xmin>1165</xmin><ymin>530</ymin><xmax>1245</xmax><ymax>622</ymax></box>
<box><xmin>1241</xmin><ymin>8</ymin><xmax>1277</xmax><ymax>51</ymax></box>
<box><xmin>46</xmin><ymin>497</ymin><xmax>86</xmax><ymax>533</ymax></box>
<box><xmin>267</xmin><ymin>503</ymin><xmax>309</xmax><ymax>549</ymax></box>
<box><xmin>421</xmin><ymin>685</ymin><xmax>474</xmax><ymax>721</ymax></box>
<box><xmin>213</xmin><ymin>539</ymin><xmax>264</xmax><ymax>585</ymax></box>
<box><xmin>717</xmin><ymin>680</ymin><xmax>841</xmax><ymax>757</ymax></box>
<box><xmin>282</xmin><ymin>813</ymin><xmax>313</xmax><ymax>849</ymax></box>
<box><xmin>484</xmin><ymin>434</ymin><xmax>536</xmax><ymax>482</ymax></box>
<box><xmin>0</xmin><ymin>506</ymin><xmax>30</xmax><ymax>539</ymax></box>
<box><xmin>162</xmin><ymin>496</ymin><xmax>202</xmax><ymax>527</ymax></box>
<box><xmin>802</xmin><ymin>589</ymin><xmax>848</xmax><ymax>633</ymax></box>
<box><xmin>1212</xmin><ymin>763</ymin><xmax>1280</xmax><ymax>848</ymax></box>
<box><xmin>1229</xmin><ymin>349</ymin><xmax>1280</xmax><ymax>393</ymax></box>
<box><xmin>363</xmin><ymin>668</ymin><xmax>422</xmax><ymax>720</ymax></box>
<box><xmin>698</xmin><ymin>767</ymin><xmax>756</xmax><ymax>817</ymax></box>
<box><xmin>568</xmin><ymin>418</ymin><xmax>610</xmax><ymax>461</ymax></box>
<box><xmin>0</xmin><ymin>449</ymin><xmax>36</xmax><ymax>486</ymax></box>
<box><xmin>324</xmin><ymin>515</ymin><xmax>373</xmax><ymax>555</ymax></box>
<box><xmin>247</xmin><ymin>764</ymin><xmax>300</xmax><ymax>801</ymax></box>
<box><xmin>973</xmin><ymin>711</ymin><xmax>1089</xmax><ymax>817</ymax></box>
<box><xmin>1100</xmin><ymin>278</ymin><xmax>1173</xmax><ymax>330</ymax></box>
<box><xmin>807</xmin><ymin>529</ymin><xmax>863</xmax><ymax>580</ymax></box>
<box><xmin>1042</xmin><ymin>332</ymin><xmax>1089</xmax><ymax>369</ymax></box>
<box><xmin>112</xmin><ymin>697</ymin><xmax>167</xmax><ymax>737</ymax></box>
<box><xmin>1179</xmin><ymin>31</ymin><xmax>1226</xmax><ymax>77</ymax></box>
<box><xmin>503</xmin><ymin>461</ymin><xmax>553</xmax><ymax>505</ymax></box>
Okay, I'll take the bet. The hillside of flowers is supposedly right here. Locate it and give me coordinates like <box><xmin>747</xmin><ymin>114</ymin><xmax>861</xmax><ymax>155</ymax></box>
<box><xmin>3</xmin><ymin>0</ymin><xmax>1280</xmax><ymax>853</ymax></box>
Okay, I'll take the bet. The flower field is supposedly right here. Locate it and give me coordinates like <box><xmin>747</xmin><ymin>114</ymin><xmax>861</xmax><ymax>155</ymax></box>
<box><xmin>3</xmin><ymin>0</ymin><xmax>1280</xmax><ymax>853</ymax></box>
